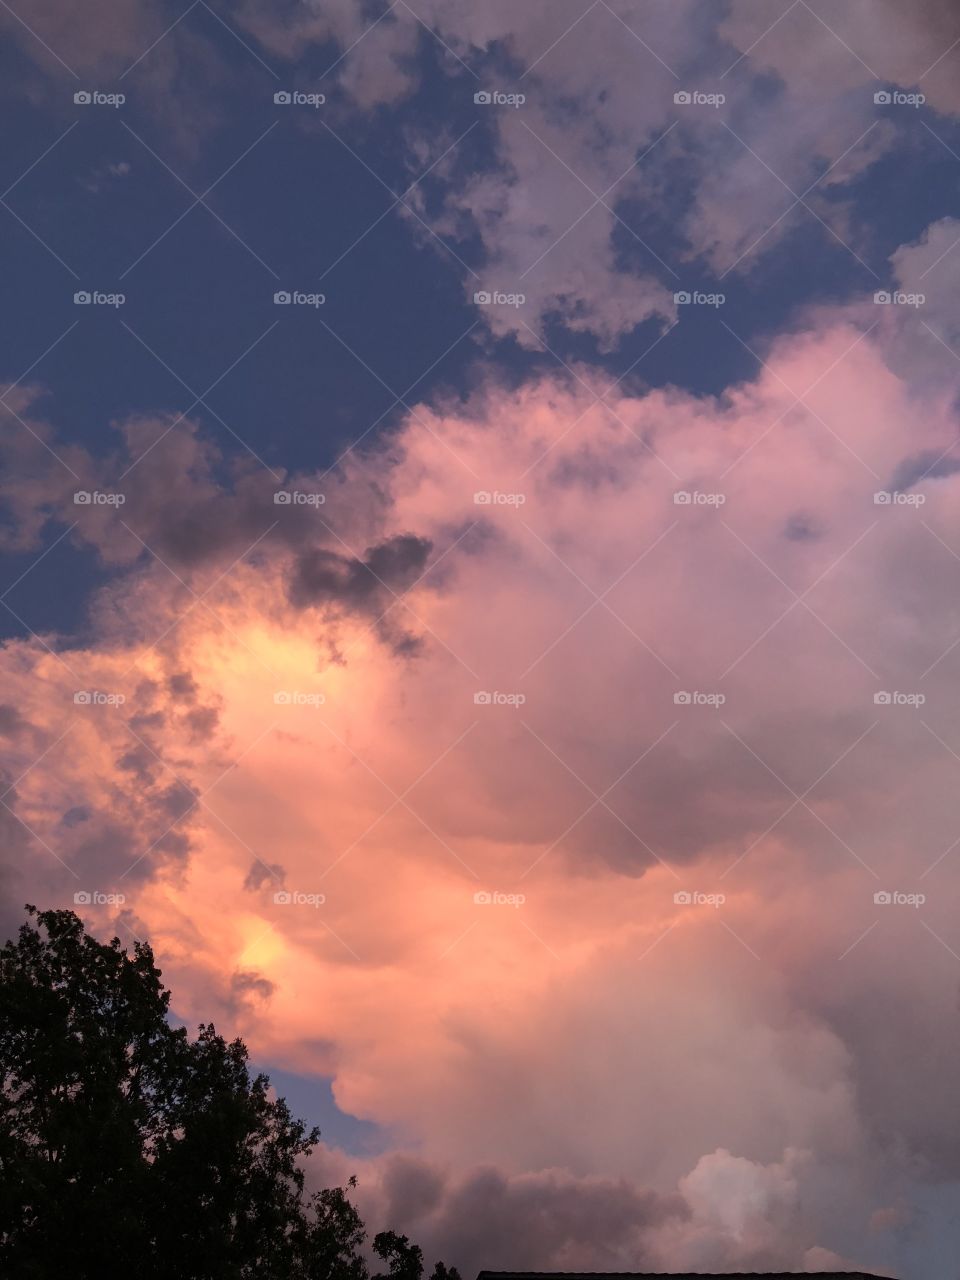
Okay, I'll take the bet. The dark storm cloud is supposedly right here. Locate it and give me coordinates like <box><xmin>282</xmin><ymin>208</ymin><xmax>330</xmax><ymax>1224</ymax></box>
<box><xmin>379</xmin><ymin>1156</ymin><xmax>446</xmax><ymax>1224</ymax></box>
<box><xmin>376</xmin><ymin>1158</ymin><xmax>687</xmax><ymax>1277</ymax></box>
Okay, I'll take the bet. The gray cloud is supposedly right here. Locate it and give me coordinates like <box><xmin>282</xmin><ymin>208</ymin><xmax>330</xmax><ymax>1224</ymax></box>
<box><xmin>409</xmin><ymin>1165</ymin><xmax>685</xmax><ymax>1274</ymax></box>
<box><xmin>288</xmin><ymin>534</ymin><xmax>433</xmax><ymax>610</ymax></box>
<box><xmin>889</xmin><ymin>451</ymin><xmax>960</xmax><ymax>493</ymax></box>
<box><xmin>243</xmin><ymin>859</ymin><xmax>285</xmax><ymax>892</ymax></box>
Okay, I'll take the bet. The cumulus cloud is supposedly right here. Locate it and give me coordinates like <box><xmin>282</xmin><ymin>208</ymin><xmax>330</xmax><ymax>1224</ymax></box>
<box><xmin>377</xmin><ymin>1160</ymin><xmax>684</xmax><ymax>1274</ymax></box>
<box><xmin>723</xmin><ymin>0</ymin><xmax>960</xmax><ymax>117</ymax></box>
<box><xmin>303</xmin><ymin>1141</ymin><xmax>882</xmax><ymax>1275</ymax></box>
<box><xmin>7</xmin><ymin>1</ymin><xmax>960</xmax><ymax>346</ymax></box>
<box><xmin>8</xmin><ymin>7</ymin><xmax>960</xmax><ymax>1272</ymax></box>
<box><xmin>2</xmin><ymin>293</ymin><xmax>960</xmax><ymax>1274</ymax></box>
<box><xmin>230</xmin><ymin>1</ymin><xmax>960</xmax><ymax>342</ymax></box>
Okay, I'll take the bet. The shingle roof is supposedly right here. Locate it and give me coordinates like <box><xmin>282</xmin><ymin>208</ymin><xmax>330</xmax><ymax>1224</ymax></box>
<box><xmin>476</xmin><ymin>1272</ymin><xmax>894</xmax><ymax>1280</ymax></box>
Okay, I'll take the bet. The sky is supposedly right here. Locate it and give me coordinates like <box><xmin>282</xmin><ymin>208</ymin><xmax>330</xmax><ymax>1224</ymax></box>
<box><xmin>3</xmin><ymin>1</ymin><xmax>960</xmax><ymax>1276</ymax></box>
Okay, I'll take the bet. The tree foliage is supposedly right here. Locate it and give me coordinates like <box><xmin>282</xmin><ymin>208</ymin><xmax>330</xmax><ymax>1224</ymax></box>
<box><xmin>0</xmin><ymin>906</ymin><xmax>461</xmax><ymax>1280</ymax></box>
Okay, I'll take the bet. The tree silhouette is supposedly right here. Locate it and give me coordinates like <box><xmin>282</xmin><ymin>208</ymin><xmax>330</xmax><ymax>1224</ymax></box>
<box><xmin>0</xmin><ymin>906</ymin><xmax>461</xmax><ymax>1280</ymax></box>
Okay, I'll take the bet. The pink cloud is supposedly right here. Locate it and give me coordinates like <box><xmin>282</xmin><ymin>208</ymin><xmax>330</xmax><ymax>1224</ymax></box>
<box><xmin>2</xmin><ymin>301</ymin><xmax>959</xmax><ymax>1271</ymax></box>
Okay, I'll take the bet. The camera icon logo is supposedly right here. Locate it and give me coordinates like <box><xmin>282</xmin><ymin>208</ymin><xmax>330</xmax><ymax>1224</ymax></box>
<box><xmin>473</xmin><ymin>491</ymin><xmax>492</xmax><ymax>504</ymax></box>
<box><xmin>73</xmin><ymin>890</ymin><xmax>92</xmax><ymax>904</ymax></box>
<box><xmin>274</xmin><ymin>490</ymin><xmax>292</xmax><ymax>504</ymax></box>
<box><xmin>73</xmin><ymin>490</ymin><xmax>92</xmax><ymax>504</ymax></box>
<box><xmin>74</xmin><ymin>91</ymin><xmax>92</xmax><ymax>105</ymax></box>
<box><xmin>874</xmin><ymin>290</ymin><xmax>891</xmax><ymax>304</ymax></box>
<box><xmin>273</xmin><ymin>691</ymin><xmax>292</xmax><ymax>704</ymax></box>
<box><xmin>874</xmin><ymin>90</ymin><xmax>892</xmax><ymax>105</ymax></box>
<box><xmin>274</xmin><ymin>290</ymin><xmax>292</xmax><ymax>304</ymax></box>
<box><xmin>74</xmin><ymin>291</ymin><xmax>92</xmax><ymax>305</ymax></box>
<box><xmin>673</xmin><ymin>490</ymin><xmax>692</xmax><ymax>505</ymax></box>
<box><xmin>274</xmin><ymin>91</ymin><xmax>292</xmax><ymax>105</ymax></box>
<box><xmin>474</xmin><ymin>691</ymin><xmax>492</xmax><ymax>705</ymax></box>
<box><xmin>673</xmin><ymin>890</ymin><xmax>692</xmax><ymax>904</ymax></box>
<box><xmin>874</xmin><ymin>691</ymin><xmax>892</xmax><ymax>704</ymax></box>
<box><xmin>674</xmin><ymin>290</ymin><xmax>691</xmax><ymax>304</ymax></box>
<box><xmin>473</xmin><ymin>890</ymin><xmax>492</xmax><ymax>904</ymax></box>
<box><xmin>874</xmin><ymin>890</ymin><xmax>892</xmax><ymax>904</ymax></box>
<box><xmin>674</xmin><ymin>91</ymin><xmax>692</xmax><ymax>105</ymax></box>
<box><xmin>273</xmin><ymin>890</ymin><xmax>292</xmax><ymax>904</ymax></box>
<box><xmin>673</xmin><ymin>691</ymin><xmax>692</xmax><ymax>705</ymax></box>
<box><xmin>474</xmin><ymin>91</ymin><xmax>492</xmax><ymax>105</ymax></box>
<box><xmin>474</xmin><ymin>291</ymin><xmax>492</xmax><ymax>305</ymax></box>
<box><xmin>73</xmin><ymin>690</ymin><xmax>92</xmax><ymax>704</ymax></box>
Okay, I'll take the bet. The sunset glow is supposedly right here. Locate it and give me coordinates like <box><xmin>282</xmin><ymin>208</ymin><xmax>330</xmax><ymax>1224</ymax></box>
<box><xmin>4</xmin><ymin>3</ymin><xmax>960</xmax><ymax>1276</ymax></box>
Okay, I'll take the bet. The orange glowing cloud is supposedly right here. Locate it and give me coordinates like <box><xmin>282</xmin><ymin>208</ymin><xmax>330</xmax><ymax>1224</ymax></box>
<box><xmin>1</xmin><ymin>309</ymin><xmax>959</xmax><ymax>1272</ymax></box>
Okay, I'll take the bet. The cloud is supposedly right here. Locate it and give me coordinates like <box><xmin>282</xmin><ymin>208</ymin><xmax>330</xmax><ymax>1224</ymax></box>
<box><xmin>7</xmin><ymin>6</ymin><xmax>960</xmax><ymax>1270</ymax></box>
<box><xmin>288</xmin><ymin>533</ymin><xmax>433</xmax><ymax>649</ymax></box>
<box><xmin>3</xmin><ymin>293</ymin><xmax>960</xmax><ymax>1273</ymax></box>
<box><xmin>8</xmin><ymin>1</ymin><xmax>960</xmax><ymax>347</ymax></box>
<box><xmin>723</xmin><ymin>0</ymin><xmax>960</xmax><ymax>116</ymax></box>
<box><xmin>0</xmin><ymin>0</ymin><xmax>160</xmax><ymax>79</ymax></box>
<box><xmin>225</xmin><ymin>2</ymin><xmax>960</xmax><ymax>342</ymax></box>
<box><xmin>303</xmin><ymin>1141</ymin><xmax>882</xmax><ymax>1275</ymax></box>
<box><xmin>883</xmin><ymin>216</ymin><xmax>960</xmax><ymax>385</ymax></box>
<box><xmin>647</xmin><ymin>1147</ymin><xmax>880</xmax><ymax>1274</ymax></box>
<box><xmin>0</xmin><ymin>406</ymin><xmax>433</xmax><ymax>647</ymax></box>
<box><xmin>380</xmin><ymin>1160</ymin><xmax>684</xmax><ymax>1274</ymax></box>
